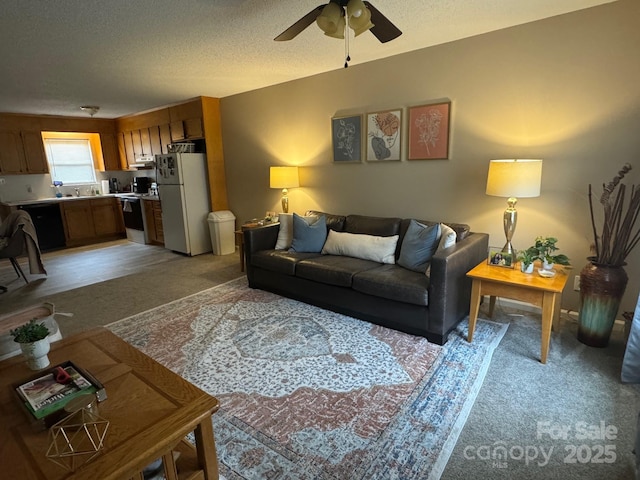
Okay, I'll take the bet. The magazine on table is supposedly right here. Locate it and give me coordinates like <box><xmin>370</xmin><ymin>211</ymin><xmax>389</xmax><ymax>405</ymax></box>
<box><xmin>15</xmin><ymin>362</ymin><xmax>100</xmax><ymax>420</ymax></box>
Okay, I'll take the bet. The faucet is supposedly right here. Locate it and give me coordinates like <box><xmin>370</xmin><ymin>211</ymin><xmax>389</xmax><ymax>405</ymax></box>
<box><xmin>74</xmin><ymin>188</ymin><xmax>80</xmax><ymax>197</ymax></box>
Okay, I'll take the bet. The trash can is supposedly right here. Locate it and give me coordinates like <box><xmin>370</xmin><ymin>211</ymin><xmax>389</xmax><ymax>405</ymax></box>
<box><xmin>208</xmin><ymin>210</ymin><xmax>236</xmax><ymax>255</ymax></box>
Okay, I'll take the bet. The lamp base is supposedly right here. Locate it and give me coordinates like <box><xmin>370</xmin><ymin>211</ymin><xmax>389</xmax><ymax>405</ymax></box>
<box><xmin>502</xmin><ymin>198</ymin><xmax>518</xmax><ymax>255</ymax></box>
<box><xmin>501</xmin><ymin>242</ymin><xmax>515</xmax><ymax>255</ymax></box>
<box><xmin>281</xmin><ymin>188</ymin><xmax>289</xmax><ymax>213</ymax></box>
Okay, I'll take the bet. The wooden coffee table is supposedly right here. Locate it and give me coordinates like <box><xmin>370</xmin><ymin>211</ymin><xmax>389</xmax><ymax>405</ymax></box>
<box><xmin>0</xmin><ymin>328</ymin><xmax>220</xmax><ymax>480</ymax></box>
<box><xmin>466</xmin><ymin>261</ymin><xmax>569</xmax><ymax>364</ymax></box>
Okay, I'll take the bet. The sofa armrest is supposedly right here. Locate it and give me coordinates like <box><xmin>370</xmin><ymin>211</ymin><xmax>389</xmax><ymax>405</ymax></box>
<box><xmin>428</xmin><ymin>232</ymin><xmax>489</xmax><ymax>338</ymax></box>
<box><xmin>244</xmin><ymin>224</ymin><xmax>280</xmax><ymax>278</ymax></box>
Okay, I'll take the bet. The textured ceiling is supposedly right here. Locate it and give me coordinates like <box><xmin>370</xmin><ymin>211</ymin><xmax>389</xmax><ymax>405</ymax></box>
<box><xmin>0</xmin><ymin>0</ymin><xmax>616</xmax><ymax>118</ymax></box>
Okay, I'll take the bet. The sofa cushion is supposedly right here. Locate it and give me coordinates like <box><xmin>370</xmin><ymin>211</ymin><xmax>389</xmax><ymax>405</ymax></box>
<box><xmin>296</xmin><ymin>255</ymin><xmax>381</xmax><ymax>287</ymax></box>
<box><xmin>344</xmin><ymin>215</ymin><xmax>402</xmax><ymax>237</ymax></box>
<box><xmin>321</xmin><ymin>230</ymin><xmax>398</xmax><ymax>264</ymax></box>
<box><xmin>397</xmin><ymin>220</ymin><xmax>440</xmax><ymax>272</ymax></box>
<box><xmin>290</xmin><ymin>213</ymin><xmax>328</xmax><ymax>253</ymax></box>
<box><xmin>251</xmin><ymin>250</ymin><xmax>321</xmax><ymax>276</ymax></box>
<box><xmin>275</xmin><ymin>213</ymin><xmax>318</xmax><ymax>250</ymax></box>
<box><xmin>353</xmin><ymin>265</ymin><xmax>430</xmax><ymax>306</ymax></box>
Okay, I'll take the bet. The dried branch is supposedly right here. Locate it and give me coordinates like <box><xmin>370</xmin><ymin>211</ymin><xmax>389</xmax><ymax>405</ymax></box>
<box><xmin>590</xmin><ymin>163</ymin><xmax>640</xmax><ymax>266</ymax></box>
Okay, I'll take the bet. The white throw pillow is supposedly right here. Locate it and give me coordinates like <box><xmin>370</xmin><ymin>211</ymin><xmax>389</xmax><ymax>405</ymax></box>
<box><xmin>425</xmin><ymin>223</ymin><xmax>457</xmax><ymax>276</ymax></box>
<box><xmin>438</xmin><ymin>223</ymin><xmax>457</xmax><ymax>250</ymax></box>
<box><xmin>321</xmin><ymin>230</ymin><xmax>398</xmax><ymax>264</ymax></box>
<box><xmin>275</xmin><ymin>214</ymin><xmax>319</xmax><ymax>250</ymax></box>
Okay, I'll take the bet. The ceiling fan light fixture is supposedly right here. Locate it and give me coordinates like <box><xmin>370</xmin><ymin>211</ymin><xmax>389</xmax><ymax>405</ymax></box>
<box><xmin>346</xmin><ymin>0</ymin><xmax>365</xmax><ymax>18</ymax></box>
<box><xmin>349</xmin><ymin>3</ymin><xmax>374</xmax><ymax>36</ymax></box>
<box><xmin>316</xmin><ymin>2</ymin><xmax>343</xmax><ymax>35</ymax></box>
<box><xmin>324</xmin><ymin>14</ymin><xmax>345</xmax><ymax>39</ymax></box>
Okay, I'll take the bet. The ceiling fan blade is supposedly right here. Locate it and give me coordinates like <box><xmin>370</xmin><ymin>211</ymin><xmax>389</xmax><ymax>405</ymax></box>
<box><xmin>274</xmin><ymin>5</ymin><xmax>325</xmax><ymax>41</ymax></box>
<box><xmin>364</xmin><ymin>2</ymin><xmax>402</xmax><ymax>43</ymax></box>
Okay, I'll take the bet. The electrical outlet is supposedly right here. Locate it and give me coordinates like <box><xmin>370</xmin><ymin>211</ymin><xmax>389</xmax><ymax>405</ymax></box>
<box><xmin>573</xmin><ymin>275</ymin><xmax>581</xmax><ymax>291</ymax></box>
<box><xmin>26</xmin><ymin>184</ymin><xmax>32</xmax><ymax>193</ymax></box>
<box><xmin>0</xmin><ymin>177</ymin><xmax>6</xmax><ymax>185</ymax></box>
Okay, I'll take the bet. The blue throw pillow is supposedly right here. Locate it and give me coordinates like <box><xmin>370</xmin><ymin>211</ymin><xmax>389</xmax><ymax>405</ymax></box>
<box><xmin>398</xmin><ymin>220</ymin><xmax>441</xmax><ymax>272</ymax></box>
<box><xmin>289</xmin><ymin>213</ymin><xmax>327</xmax><ymax>253</ymax></box>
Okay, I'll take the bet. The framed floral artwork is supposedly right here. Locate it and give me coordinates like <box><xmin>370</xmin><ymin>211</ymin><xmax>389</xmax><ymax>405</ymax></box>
<box><xmin>331</xmin><ymin>115</ymin><xmax>362</xmax><ymax>163</ymax></box>
<box><xmin>366</xmin><ymin>109</ymin><xmax>402</xmax><ymax>162</ymax></box>
<box><xmin>407</xmin><ymin>101</ymin><xmax>451</xmax><ymax>160</ymax></box>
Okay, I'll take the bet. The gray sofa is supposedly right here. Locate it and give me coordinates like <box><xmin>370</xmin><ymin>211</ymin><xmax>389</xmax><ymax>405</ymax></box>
<box><xmin>244</xmin><ymin>211</ymin><xmax>489</xmax><ymax>345</ymax></box>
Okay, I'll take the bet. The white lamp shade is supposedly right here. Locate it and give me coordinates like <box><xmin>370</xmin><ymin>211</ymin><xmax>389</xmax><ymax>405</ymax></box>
<box><xmin>486</xmin><ymin>159</ymin><xmax>542</xmax><ymax>198</ymax></box>
<box><xmin>270</xmin><ymin>166</ymin><xmax>299</xmax><ymax>189</ymax></box>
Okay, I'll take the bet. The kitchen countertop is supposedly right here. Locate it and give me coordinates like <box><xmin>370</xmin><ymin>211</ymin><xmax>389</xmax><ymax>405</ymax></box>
<box><xmin>1</xmin><ymin>193</ymin><xmax>159</xmax><ymax>207</ymax></box>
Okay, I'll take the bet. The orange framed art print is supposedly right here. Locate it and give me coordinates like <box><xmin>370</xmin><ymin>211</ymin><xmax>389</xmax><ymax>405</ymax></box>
<box><xmin>407</xmin><ymin>101</ymin><xmax>451</xmax><ymax>160</ymax></box>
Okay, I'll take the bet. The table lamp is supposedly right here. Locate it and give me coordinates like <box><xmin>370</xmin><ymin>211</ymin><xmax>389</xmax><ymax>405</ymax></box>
<box><xmin>270</xmin><ymin>166</ymin><xmax>299</xmax><ymax>213</ymax></box>
<box><xmin>485</xmin><ymin>159</ymin><xmax>542</xmax><ymax>254</ymax></box>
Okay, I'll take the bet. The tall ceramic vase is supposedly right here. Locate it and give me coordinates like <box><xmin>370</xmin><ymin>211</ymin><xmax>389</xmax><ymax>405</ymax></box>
<box><xmin>19</xmin><ymin>338</ymin><xmax>51</xmax><ymax>370</ymax></box>
<box><xmin>577</xmin><ymin>258</ymin><xmax>628</xmax><ymax>347</ymax></box>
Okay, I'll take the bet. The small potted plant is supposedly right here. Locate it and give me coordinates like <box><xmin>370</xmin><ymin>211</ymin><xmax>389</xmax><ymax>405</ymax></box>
<box><xmin>533</xmin><ymin>236</ymin><xmax>570</xmax><ymax>270</ymax></box>
<box><xmin>10</xmin><ymin>319</ymin><xmax>51</xmax><ymax>370</ymax></box>
<box><xmin>517</xmin><ymin>246</ymin><xmax>538</xmax><ymax>273</ymax></box>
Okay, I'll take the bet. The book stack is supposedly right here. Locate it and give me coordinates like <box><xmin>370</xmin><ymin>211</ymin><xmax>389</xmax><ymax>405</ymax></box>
<box><xmin>14</xmin><ymin>361</ymin><xmax>106</xmax><ymax>428</ymax></box>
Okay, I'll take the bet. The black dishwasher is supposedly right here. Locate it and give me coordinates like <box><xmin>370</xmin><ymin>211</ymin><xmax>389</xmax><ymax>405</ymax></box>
<box><xmin>18</xmin><ymin>203</ymin><xmax>66</xmax><ymax>251</ymax></box>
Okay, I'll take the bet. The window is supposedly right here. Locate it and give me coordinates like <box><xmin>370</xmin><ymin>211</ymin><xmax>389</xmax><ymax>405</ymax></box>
<box><xmin>43</xmin><ymin>137</ymin><xmax>97</xmax><ymax>185</ymax></box>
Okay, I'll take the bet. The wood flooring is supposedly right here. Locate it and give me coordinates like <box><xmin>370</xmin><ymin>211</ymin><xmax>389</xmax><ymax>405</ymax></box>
<box><xmin>0</xmin><ymin>239</ymin><xmax>240</xmax><ymax>315</ymax></box>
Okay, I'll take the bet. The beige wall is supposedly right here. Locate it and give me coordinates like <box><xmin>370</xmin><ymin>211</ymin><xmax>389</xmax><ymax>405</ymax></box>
<box><xmin>220</xmin><ymin>0</ymin><xmax>640</xmax><ymax>313</ymax></box>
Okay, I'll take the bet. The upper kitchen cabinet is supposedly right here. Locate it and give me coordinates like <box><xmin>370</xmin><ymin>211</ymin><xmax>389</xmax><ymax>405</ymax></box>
<box><xmin>0</xmin><ymin>131</ymin><xmax>26</xmax><ymax>174</ymax></box>
<box><xmin>100</xmin><ymin>132</ymin><xmax>122</xmax><ymax>171</ymax></box>
<box><xmin>0</xmin><ymin>130</ymin><xmax>48</xmax><ymax>174</ymax></box>
<box><xmin>169</xmin><ymin>99</ymin><xmax>204</xmax><ymax>141</ymax></box>
<box><xmin>21</xmin><ymin>131</ymin><xmax>49</xmax><ymax>173</ymax></box>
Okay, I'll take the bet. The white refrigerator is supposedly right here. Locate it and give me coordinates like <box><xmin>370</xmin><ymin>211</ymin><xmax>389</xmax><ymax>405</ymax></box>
<box><xmin>156</xmin><ymin>153</ymin><xmax>212</xmax><ymax>255</ymax></box>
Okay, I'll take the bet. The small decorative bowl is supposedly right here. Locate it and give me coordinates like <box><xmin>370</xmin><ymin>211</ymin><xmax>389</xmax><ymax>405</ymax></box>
<box><xmin>538</xmin><ymin>269</ymin><xmax>556</xmax><ymax>278</ymax></box>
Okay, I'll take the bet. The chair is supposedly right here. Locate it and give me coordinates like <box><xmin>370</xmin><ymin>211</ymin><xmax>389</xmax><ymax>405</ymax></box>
<box><xmin>0</xmin><ymin>225</ymin><xmax>29</xmax><ymax>292</ymax></box>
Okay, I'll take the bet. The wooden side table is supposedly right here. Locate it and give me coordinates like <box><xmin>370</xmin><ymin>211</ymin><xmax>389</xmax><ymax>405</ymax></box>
<box><xmin>466</xmin><ymin>261</ymin><xmax>569</xmax><ymax>364</ymax></box>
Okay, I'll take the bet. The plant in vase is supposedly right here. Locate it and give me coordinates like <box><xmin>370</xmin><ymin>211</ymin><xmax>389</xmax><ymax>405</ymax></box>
<box><xmin>580</xmin><ymin>163</ymin><xmax>640</xmax><ymax>347</ymax></box>
<box><xmin>10</xmin><ymin>319</ymin><xmax>51</xmax><ymax>370</ymax></box>
<box><xmin>517</xmin><ymin>247</ymin><xmax>538</xmax><ymax>273</ymax></box>
<box><xmin>533</xmin><ymin>236</ymin><xmax>570</xmax><ymax>270</ymax></box>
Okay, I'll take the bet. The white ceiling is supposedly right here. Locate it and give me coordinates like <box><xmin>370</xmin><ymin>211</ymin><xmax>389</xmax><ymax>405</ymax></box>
<box><xmin>0</xmin><ymin>0</ymin><xmax>615</xmax><ymax>119</ymax></box>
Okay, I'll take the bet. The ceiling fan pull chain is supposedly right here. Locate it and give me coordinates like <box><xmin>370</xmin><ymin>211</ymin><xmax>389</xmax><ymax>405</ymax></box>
<box><xmin>344</xmin><ymin>21</ymin><xmax>350</xmax><ymax>68</ymax></box>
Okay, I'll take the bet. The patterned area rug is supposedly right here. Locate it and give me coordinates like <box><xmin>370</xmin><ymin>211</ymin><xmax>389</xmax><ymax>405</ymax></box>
<box><xmin>107</xmin><ymin>277</ymin><xmax>507</xmax><ymax>480</ymax></box>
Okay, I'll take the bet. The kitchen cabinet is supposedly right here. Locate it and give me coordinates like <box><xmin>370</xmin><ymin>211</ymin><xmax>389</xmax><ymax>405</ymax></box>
<box><xmin>0</xmin><ymin>130</ymin><xmax>48</xmax><ymax>174</ymax></box>
<box><xmin>61</xmin><ymin>197</ymin><xmax>125</xmax><ymax>246</ymax></box>
<box><xmin>120</xmin><ymin>131</ymin><xmax>136</xmax><ymax>169</ymax></box>
<box><xmin>100</xmin><ymin>132</ymin><xmax>121</xmax><ymax>171</ymax></box>
<box><xmin>148</xmin><ymin>126</ymin><xmax>162</xmax><ymax>156</ymax></box>
<box><xmin>0</xmin><ymin>131</ymin><xmax>25</xmax><ymax>174</ymax></box>
<box><xmin>170</xmin><ymin>117</ymin><xmax>203</xmax><ymax>142</ymax></box>
<box><xmin>169</xmin><ymin>99</ymin><xmax>204</xmax><ymax>141</ymax></box>
<box><xmin>140</xmin><ymin>128</ymin><xmax>152</xmax><ymax>156</ymax></box>
<box><xmin>131</xmin><ymin>130</ymin><xmax>143</xmax><ymax>159</ymax></box>
<box><xmin>21</xmin><ymin>131</ymin><xmax>49</xmax><ymax>174</ymax></box>
<box><xmin>159</xmin><ymin>124</ymin><xmax>172</xmax><ymax>154</ymax></box>
<box><xmin>142</xmin><ymin>198</ymin><xmax>163</xmax><ymax>245</ymax></box>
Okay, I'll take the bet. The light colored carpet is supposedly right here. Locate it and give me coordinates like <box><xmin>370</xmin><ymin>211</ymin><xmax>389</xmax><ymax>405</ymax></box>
<box><xmin>107</xmin><ymin>277</ymin><xmax>507</xmax><ymax>480</ymax></box>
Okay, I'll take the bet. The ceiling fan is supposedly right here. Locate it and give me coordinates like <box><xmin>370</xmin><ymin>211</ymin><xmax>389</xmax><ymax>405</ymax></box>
<box><xmin>274</xmin><ymin>0</ymin><xmax>402</xmax><ymax>44</ymax></box>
